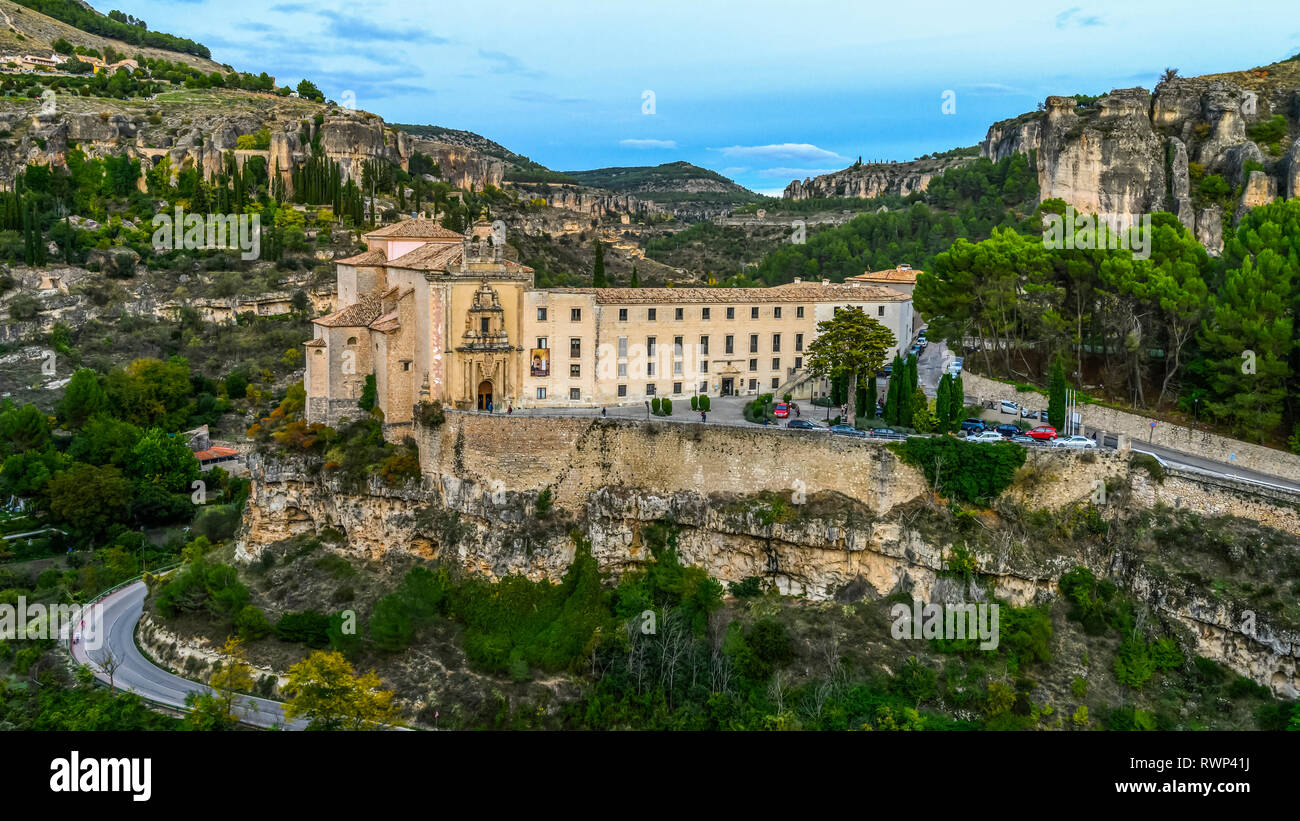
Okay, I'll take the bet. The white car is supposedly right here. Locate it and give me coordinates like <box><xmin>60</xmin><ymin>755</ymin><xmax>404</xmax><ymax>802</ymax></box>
<box><xmin>999</xmin><ymin>400</ymin><xmax>1018</xmax><ymax>414</ymax></box>
<box><xmin>966</xmin><ymin>431</ymin><xmax>1005</xmax><ymax>443</ymax></box>
<box><xmin>1053</xmin><ymin>435</ymin><xmax>1097</xmax><ymax>449</ymax></box>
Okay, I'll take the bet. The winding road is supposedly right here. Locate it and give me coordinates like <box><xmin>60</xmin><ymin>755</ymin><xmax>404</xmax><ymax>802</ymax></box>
<box><xmin>70</xmin><ymin>581</ymin><xmax>307</xmax><ymax>730</ymax></box>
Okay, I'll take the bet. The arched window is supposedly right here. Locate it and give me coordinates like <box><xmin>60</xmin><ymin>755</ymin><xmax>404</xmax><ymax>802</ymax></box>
<box><xmin>346</xmin><ymin>336</ymin><xmax>358</xmax><ymax>345</ymax></box>
<box><xmin>314</xmin><ymin>349</ymin><xmax>322</xmax><ymax>356</ymax></box>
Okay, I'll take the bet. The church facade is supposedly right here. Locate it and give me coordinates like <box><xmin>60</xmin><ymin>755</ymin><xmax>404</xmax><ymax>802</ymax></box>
<box><xmin>304</xmin><ymin>217</ymin><xmax>916</xmax><ymax>425</ymax></box>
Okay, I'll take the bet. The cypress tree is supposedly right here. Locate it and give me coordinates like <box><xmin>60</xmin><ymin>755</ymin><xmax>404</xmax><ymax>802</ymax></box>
<box><xmin>936</xmin><ymin>373</ymin><xmax>952</xmax><ymax>430</ymax></box>
<box><xmin>865</xmin><ymin>374</ymin><xmax>877</xmax><ymax>420</ymax></box>
<box><xmin>629</xmin><ymin>265</ymin><xmax>640</xmax><ymax>288</ymax></box>
<box><xmin>949</xmin><ymin>374</ymin><xmax>964</xmax><ymax>427</ymax></box>
<box><xmin>592</xmin><ymin>239</ymin><xmax>608</xmax><ymax>287</ymax></box>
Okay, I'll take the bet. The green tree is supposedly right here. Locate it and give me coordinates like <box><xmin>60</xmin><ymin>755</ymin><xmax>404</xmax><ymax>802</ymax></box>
<box><xmin>46</xmin><ymin>463</ymin><xmax>133</xmax><ymax>538</ymax></box>
<box><xmin>629</xmin><ymin>265</ymin><xmax>640</xmax><ymax>288</ymax></box>
<box><xmin>57</xmin><ymin>369</ymin><xmax>108</xmax><ymax>429</ymax></box>
<box><xmin>128</xmin><ymin>428</ymin><xmax>200</xmax><ymax>493</ymax></box>
<box><xmin>935</xmin><ymin>374</ymin><xmax>952</xmax><ymax>431</ymax></box>
<box><xmin>805</xmin><ymin>307</ymin><xmax>896</xmax><ymax>423</ymax></box>
<box><xmin>592</xmin><ymin>239</ymin><xmax>608</xmax><ymax>287</ymax></box>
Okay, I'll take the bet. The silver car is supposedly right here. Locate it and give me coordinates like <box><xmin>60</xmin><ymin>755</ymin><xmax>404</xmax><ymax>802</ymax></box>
<box><xmin>1052</xmin><ymin>435</ymin><xmax>1097</xmax><ymax>449</ymax></box>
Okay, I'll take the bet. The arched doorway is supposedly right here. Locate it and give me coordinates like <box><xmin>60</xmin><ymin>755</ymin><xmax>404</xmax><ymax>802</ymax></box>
<box><xmin>477</xmin><ymin>380</ymin><xmax>494</xmax><ymax>410</ymax></box>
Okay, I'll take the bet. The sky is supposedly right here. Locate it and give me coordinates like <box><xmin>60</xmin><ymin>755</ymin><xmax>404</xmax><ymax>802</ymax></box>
<box><xmin>108</xmin><ymin>0</ymin><xmax>1300</xmax><ymax>195</ymax></box>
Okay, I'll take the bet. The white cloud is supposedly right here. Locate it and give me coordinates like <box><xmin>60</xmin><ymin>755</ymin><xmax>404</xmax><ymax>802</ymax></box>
<box><xmin>711</xmin><ymin>143</ymin><xmax>844</xmax><ymax>163</ymax></box>
<box><xmin>619</xmin><ymin>139</ymin><xmax>678</xmax><ymax>149</ymax></box>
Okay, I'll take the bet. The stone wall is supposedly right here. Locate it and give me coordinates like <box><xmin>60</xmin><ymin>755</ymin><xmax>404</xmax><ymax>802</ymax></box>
<box><xmin>960</xmin><ymin>371</ymin><xmax>1300</xmax><ymax>480</ymax></box>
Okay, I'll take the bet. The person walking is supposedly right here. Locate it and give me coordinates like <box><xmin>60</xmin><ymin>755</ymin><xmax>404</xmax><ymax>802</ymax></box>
<box><xmin>601</xmin><ymin>407</ymin><xmax>607</xmax><ymax>418</ymax></box>
<box><xmin>507</xmin><ymin>404</ymin><xmax>513</xmax><ymax>415</ymax></box>
<box><xmin>487</xmin><ymin>399</ymin><xmax>493</xmax><ymax>414</ymax></box>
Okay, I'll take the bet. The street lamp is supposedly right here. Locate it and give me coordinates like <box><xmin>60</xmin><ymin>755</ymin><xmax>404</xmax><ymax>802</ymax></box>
<box><xmin>644</xmin><ymin>400</ymin><xmax>650</xmax><ymax>419</ymax></box>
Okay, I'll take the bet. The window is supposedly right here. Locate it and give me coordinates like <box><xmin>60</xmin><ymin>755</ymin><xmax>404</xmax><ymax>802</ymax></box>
<box><xmin>675</xmin><ymin>307</ymin><xmax>683</xmax><ymax>321</ymax></box>
<box><xmin>772</xmin><ymin>333</ymin><xmax>781</xmax><ymax>352</ymax></box>
<box><xmin>702</xmin><ymin>307</ymin><xmax>711</xmax><ymax>320</ymax></box>
<box><xmin>569</xmin><ymin>387</ymin><xmax>581</xmax><ymax>400</ymax></box>
<box><xmin>751</xmin><ymin>306</ymin><xmax>759</xmax><ymax>319</ymax></box>
<box><xmin>674</xmin><ymin>360</ymin><xmax>683</xmax><ymax>375</ymax></box>
<box><xmin>570</xmin><ymin>338</ymin><xmax>581</xmax><ymax>358</ymax></box>
<box><xmin>536</xmin><ymin>387</ymin><xmax>547</xmax><ymax>399</ymax></box>
<box><xmin>673</xmin><ymin>382</ymin><xmax>682</xmax><ymax>394</ymax></box>
<box><xmin>673</xmin><ymin>336</ymin><xmax>683</xmax><ymax>357</ymax></box>
<box><xmin>571</xmin><ymin>308</ymin><xmax>582</xmax><ymax>321</ymax></box>
<box><xmin>725</xmin><ymin>335</ymin><xmax>734</xmax><ymax>354</ymax></box>
<box><xmin>647</xmin><ymin>361</ymin><xmax>656</xmax><ymax>376</ymax></box>
<box><xmin>796</xmin><ymin>306</ymin><xmax>804</xmax><ymax>319</ymax></box>
<box><xmin>748</xmin><ymin>378</ymin><xmax>757</xmax><ymax>391</ymax></box>
<box><xmin>346</xmin><ymin>336</ymin><xmax>357</xmax><ymax>345</ymax></box>
<box><xmin>617</xmin><ymin>362</ymin><xmax>627</xmax><ymax>377</ymax></box>
<box><xmin>749</xmin><ymin>358</ymin><xmax>757</xmax><ymax>371</ymax></box>
<box><xmin>794</xmin><ymin>356</ymin><xmax>803</xmax><ymax>370</ymax></box>
<box><xmin>647</xmin><ymin>336</ymin><xmax>656</xmax><ymax>356</ymax></box>
<box><xmin>749</xmin><ymin>334</ymin><xmax>758</xmax><ymax>353</ymax></box>
<box><xmin>700</xmin><ymin>381</ymin><xmax>708</xmax><ymax>393</ymax></box>
<box><xmin>617</xmin><ymin>384</ymin><xmax>627</xmax><ymax>397</ymax></box>
<box><xmin>795</xmin><ymin>333</ymin><xmax>803</xmax><ymax>351</ymax></box>
<box><xmin>726</xmin><ymin>307</ymin><xmax>735</xmax><ymax>319</ymax></box>
<box><xmin>618</xmin><ymin>336</ymin><xmax>628</xmax><ymax>357</ymax></box>
<box><xmin>570</xmin><ymin>364</ymin><xmax>581</xmax><ymax>378</ymax></box>
<box><xmin>402</xmin><ymin>362</ymin><xmax>411</xmax><ymax>371</ymax></box>
<box><xmin>648</xmin><ymin>308</ymin><xmax>657</xmax><ymax>321</ymax></box>
<box><xmin>537</xmin><ymin>307</ymin><xmax>547</xmax><ymax>321</ymax></box>
<box><xmin>480</xmin><ymin>317</ymin><xmax>491</xmax><ymax>335</ymax></box>
<box><xmin>771</xmin><ymin>358</ymin><xmax>780</xmax><ymax>370</ymax></box>
<box><xmin>701</xmin><ymin>360</ymin><xmax>709</xmax><ymax>373</ymax></box>
<box><xmin>700</xmin><ymin>335</ymin><xmax>709</xmax><ymax>354</ymax></box>
<box><xmin>618</xmin><ymin>308</ymin><xmax>628</xmax><ymax>322</ymax></box>
<box><xmin>771</xmin><ymin>377</ymin><xmax>780</xmax><ymax>389</ymax></box>
<box><xmin>878</xmin><ymin>305</ymin><xmax>885</xmax><ymax>316</ymax></box>
<box><xmin>536</xmin><ymin>337</ymin><xmax>548</xmax><ymax>349</ymax></box>
<box><xmin>645</xmin><ymin>384</ymin><xmax>657</xmax><ymax>396</ymax></box>
<box><xmin>774</xmin><ymin>306</ymin><xmax>782</xmax><ymax>319</ymax></box>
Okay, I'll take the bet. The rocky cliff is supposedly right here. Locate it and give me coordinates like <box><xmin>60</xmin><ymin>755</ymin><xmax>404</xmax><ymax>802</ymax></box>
<box><xmin>978</xmin><ymin>59</ymin><xmax>1300</xmax><ymax>253</ymax></box>
<box><xmin>233</xmin><ymin>412</ymin><xmax>1300</xmax><ymax>697</ymax></box>
<box><xmin>782</xmin><ymin>154</ymin><xmax>976</xmax><ymax>201</ymax></box>
<box><xmin>0</xmin><ymin>90</ymin><xmax>504</xmax><ymax>194</ymax></box>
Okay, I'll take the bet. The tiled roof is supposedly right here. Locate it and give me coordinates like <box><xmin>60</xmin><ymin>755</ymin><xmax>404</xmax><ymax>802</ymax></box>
<box><xmin>193</xmin><ymin>446</ymin><xmax>239</xmax><ymax>461</ymax></box>
<box><xmin>387</xmin><ymin>242</ymin><xmax>463</xmax><ymax>271</ymax></box>
<box><xmin>365</xmin><ymin>219</ymin><xmax>464</xmax><ymax>240</ymax></box>
<box><xmin>303</xmin><ymin>337</ymin><xmax>326</xmax><ymax>347</ymax></box>
<box><xmin>314</xmin><ymin>289</ymin><xmax>385</xmax><ymax>327</ymax></box>
<box><xmin>541</xmin><ymin>283</ymin><xmax>908</xmax><ymax>304</ymax></box>
<box><xmin>370</xmin><ymin>310</ymin><xmax>400</xmax><ymax>333</ymax></box>
<box><xmin>846</xmin><ymin>267</ymin><xmax>918</xmax><ymax>284</ymax></box>
<box><xmin>337</xmin><ymin>248</ymin><xmax>387</xmax><ymax>265</ymax></box>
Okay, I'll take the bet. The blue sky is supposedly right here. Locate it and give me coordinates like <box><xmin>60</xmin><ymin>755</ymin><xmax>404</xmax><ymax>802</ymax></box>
<box><xmin>110</xmin><ymin>0</ymin><xmax>1300</xmax><ymax>195</ymax></box>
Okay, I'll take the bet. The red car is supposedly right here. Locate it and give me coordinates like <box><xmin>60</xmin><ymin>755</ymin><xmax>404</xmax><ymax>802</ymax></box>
<box><xmin>1027</xmin><ymin>425</ymin><xmax>1057</xmax><ymax>440</ymax></box>
<box><xmin>773</xmin><ymin>402</ymin><xmax>790</xmax><ymax>418</ymax></box>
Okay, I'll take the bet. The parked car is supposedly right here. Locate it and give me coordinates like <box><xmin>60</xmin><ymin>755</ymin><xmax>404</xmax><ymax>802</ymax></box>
<box><xmin>829</xmin><ymin>424</ymin><xmax>867</xmax><ymax>437</ymax></box>
<box><xmin>1053</xmin><ymin>435</ymin><xmax>1097</xmax><ymax>449</ymax></box>
<box><xmin>869</xmin><ymin>427</ymin><xmax>906</xmax><ymax>440</ymax></box>
<box><xmin>1009</xmin><ymin>434</ymin><xmax>1037</xmax><ymax>445</ymax></box>
<box><xmin>966</xmin><ymin>431</ymin><xmax>1005</xmax><ymax>443</ymax></box>
<box><xmin>1020</xmin><ymin>406</ymin><xmax>1036</xmax><ymax>418</ymax></box>
<box><xmin>960</xmin><ymin>418</ymin><xmax>987</xmax><ymax>433</ymax></box>
<box><xmin>773</xmin><ymin>402</ymin><xmax>790</xmax><ymax>418</ymax></box>
<box><xmin>995</xmin><ymin>424</ymin><xmax>1020</xmax><ymax>438</ymax></box>
<box><xmin>787</xmin><ymin>419</ymin><xmax>823</xmax><ymax>430</ymax></box>
<box><xmin>879</xmin><ymin>364</ymin><xmax>893</xmax><ymax>376</ymax></box>
<box><xmin>999</xmin><ymin>400</ymin><xmax>1019</xmax><ymax>414</ymax></box>
<box><xmin>1027</xmin><ymin>425</ymin><xmax>1058</xmax><ymax>440</ymax></box>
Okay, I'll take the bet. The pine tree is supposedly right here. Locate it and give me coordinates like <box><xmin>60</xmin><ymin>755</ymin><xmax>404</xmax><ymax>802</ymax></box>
<box><xmin>865</xmin><ymin>375</ymin><xmax>877</xmax><ymax>421</ymax></box>
<box><xmin>629</xmin><ymin>265</ymin><xmax>640</xmax><ymax>288</ymax></box>
<box><xmin>592</xmin><ymin>239</ymin><xmax>608</xmax><ymax>287</ymax></box>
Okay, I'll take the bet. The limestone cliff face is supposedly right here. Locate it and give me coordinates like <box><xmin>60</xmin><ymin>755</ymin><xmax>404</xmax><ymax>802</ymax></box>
<box><xmin>973</xmin><ymin>65</ymin><xmax>1300</xmax><ymax>254</ymax></box>
<box><xmin>0</xmin><ymin>96</ymin><xmax>504</xmax><ymax>195</ymax></box>
<box><xmin>782</xmin><ymin>155</ymin><xmax>973</xmax><ymax>201</ymax></box>
<box><xmin>233</xmin><ymin>412</ymin><xmax>1299</xmax><ymax>697</ymax></box>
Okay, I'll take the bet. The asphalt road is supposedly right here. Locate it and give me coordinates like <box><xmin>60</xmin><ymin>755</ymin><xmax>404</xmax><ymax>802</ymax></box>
<box><xmin>71</xmin><ymin>581</ymin><xmax>307</xmax><ymax>730</ymax></box>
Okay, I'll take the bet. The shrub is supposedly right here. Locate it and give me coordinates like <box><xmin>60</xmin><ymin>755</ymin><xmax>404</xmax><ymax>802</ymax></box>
<box><xmin>415</xmin><ymin>400</ymin><xmax>445</xmax><ymax>428</ymax></box>
<box><xmin>274</xmin><ymin>610</ymin><xmax>332</xmax><ymax>648</ymax></box>
<box><xmin>727</xmin><ymin>576</ymin><xmax>765</xmax><ymax>598</ymax></box>
<box><xmin>234</xmin><ymin>605</ymin><xmax>271</xmax><ymax>640</ymax></box>
<box><xmin>662</xmin><ymin>397</ymin><xmax>672</xmax><ymax>416</ymax></box>
<box><xmin>699</xmin><ymin>395</ymin><xmax>711</xmax><ymax>412</ymax></box>
<box><xmin>651</xmin><ymin>396</ymin><xmax>662</xmax><ymax>415</ymax></box>
<box><xmin>893</xmin><ymin>437</ymin><xmax>1026</xmax><ymax>504</ymax></box>
<box><xmin>690</xmin><ymin>395</ymin><xmax>699</xmax><ymax>411</ymax></box>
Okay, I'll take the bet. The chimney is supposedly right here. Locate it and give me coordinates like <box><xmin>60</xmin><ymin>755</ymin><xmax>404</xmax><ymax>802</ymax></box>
<box><xmin>793</xmin><ymin>277</ymin><xmax>801</xmax><ymax>284</ymax></box>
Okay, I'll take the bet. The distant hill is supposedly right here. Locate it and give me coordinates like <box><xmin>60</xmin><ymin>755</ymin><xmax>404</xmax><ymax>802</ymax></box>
<box><xmin>394</xmin><ymin>123</ymin><xmax>577</xmax><ymax>183</ymax></box>
<box><xmin>564</xmin><ymin>161</ymin><xmax>757</xmax><ymax>205</ymax></box>
<box><xmin>0</xmin><ymin>0</ymin><xmax>225</xmax><ymax>72</ymax></box>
